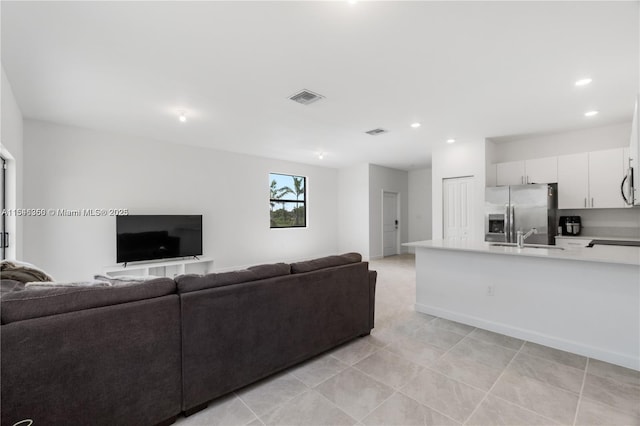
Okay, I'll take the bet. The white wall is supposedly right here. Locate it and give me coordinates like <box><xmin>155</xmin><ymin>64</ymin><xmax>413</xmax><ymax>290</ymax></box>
<box><xmin>407</xmin><ymin>167</ymin><xmax>432</xmax><ymax>252</ymax></box>
<box><xmin>369</xmin><ymin>164</ymin><xmax>409</xmax><ymax>259</ymax></box>
<box><xmin>0</xmin><ymin>66</ymin><xmax>23</xmax><ymax>259</ymax></box>
<box><xmin>489</xmin><ymin>122</ymin><xmax>631</xmax><ymax>163</ymax></box>
<box><xmin>23</xmin><ymin>120</ymin><xmax>340</xmax><ymax>281</ymax></box>
<box><xmin>337</xmin><ymin>163</ymin><xmax>370</xmax><ymax>259</ymax></box>
<box><xmin>432</xmin><ymin>139</ymin><xmax>486</xmax><ymax>241</ymax></box>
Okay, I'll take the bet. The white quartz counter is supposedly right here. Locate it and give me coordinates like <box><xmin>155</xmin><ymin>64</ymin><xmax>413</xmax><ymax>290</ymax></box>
<box><xmin>404</xmin><ymin>239</ymin><xmax>640</xmax><ymax>266</ymax></box>
<box><xmin>555</xmin><ymin>235</ymin><xmax>640</xmax><ymax>242</ymax></box>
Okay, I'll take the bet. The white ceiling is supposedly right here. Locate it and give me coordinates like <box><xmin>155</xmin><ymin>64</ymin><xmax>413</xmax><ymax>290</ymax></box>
<box><xmin>2</xmin><ymin>1</ymin><xmax>638</xmax><ymax>170</ymax></box>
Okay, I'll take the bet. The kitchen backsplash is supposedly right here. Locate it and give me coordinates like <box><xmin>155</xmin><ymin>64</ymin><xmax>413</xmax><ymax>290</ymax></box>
<box><xmin>558</xmin><ymin>208</ymin><xmax>640</xmax><ymax>238</ymax></box>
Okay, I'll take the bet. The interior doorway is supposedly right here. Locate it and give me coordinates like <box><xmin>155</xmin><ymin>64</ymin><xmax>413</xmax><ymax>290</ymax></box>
<box><xmin>442</xmin><ymin>176</ymin><xmax>474</xmax><ymax>240</ymax></box>
<box><xmin>382</xmin><ymin>191</ymin><xmax>399</xmax><ymax>256</ymax></box>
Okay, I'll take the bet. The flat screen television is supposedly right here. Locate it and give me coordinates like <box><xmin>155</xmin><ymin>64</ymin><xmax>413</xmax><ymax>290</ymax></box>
<box><xmin>116</xmin><ymin>215</ymin><xmax>203</xmax><ymax>263</ymax></box>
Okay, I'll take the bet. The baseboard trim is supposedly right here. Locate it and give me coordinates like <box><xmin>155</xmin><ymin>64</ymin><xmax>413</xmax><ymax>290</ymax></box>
<box><xmin>415</xmin><ymin>303</ymin><xmax>639</xmax><ymax>371</ymax></box>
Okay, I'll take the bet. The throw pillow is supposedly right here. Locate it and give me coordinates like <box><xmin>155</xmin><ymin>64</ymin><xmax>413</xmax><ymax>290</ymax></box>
<box><xmin>24</xmin><ymin>280</ymin><xmax>112</xmax><ymax>289</ymax></box>
<box><xmin>93</xmin><ymin>274</ymin><xmax>162</xmax><ymax>285</ymax></box>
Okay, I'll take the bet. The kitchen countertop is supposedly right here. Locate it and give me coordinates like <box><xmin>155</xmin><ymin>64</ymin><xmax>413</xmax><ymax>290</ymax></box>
<box><xmin>555</xmin><ymin>235</ymin><xmax>640</xmax><ymax>242</ymax></box>
<box><xmin>404</xmin><ymin>239</ymin><xmax>640</xmax><ymax>266</ymax></box>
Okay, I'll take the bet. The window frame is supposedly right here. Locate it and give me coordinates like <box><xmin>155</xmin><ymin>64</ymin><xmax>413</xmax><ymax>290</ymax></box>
<box><xmin>269</xmin><ymin>172</ymin><xmax>307</xmax><ymax>229</ymax></box>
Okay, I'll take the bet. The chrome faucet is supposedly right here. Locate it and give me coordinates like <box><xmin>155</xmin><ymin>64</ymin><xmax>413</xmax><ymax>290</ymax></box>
<box><xmin>516</xmin><ymin>228</ymin><xmax>537</xmax><ymax>248</ymax></box>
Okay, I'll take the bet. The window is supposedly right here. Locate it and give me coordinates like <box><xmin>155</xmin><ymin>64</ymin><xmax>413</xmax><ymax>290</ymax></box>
<box><xmin>269</xmin><ymin>173</ymin><xmax>306</xmax><ymax>228</ymax></box>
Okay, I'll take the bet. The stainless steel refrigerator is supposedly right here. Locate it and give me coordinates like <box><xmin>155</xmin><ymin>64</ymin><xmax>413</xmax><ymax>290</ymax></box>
<box><xmin>485</xmin><ymin>184</ymin><xmax>558</xmax><ymax>245</ymax></box>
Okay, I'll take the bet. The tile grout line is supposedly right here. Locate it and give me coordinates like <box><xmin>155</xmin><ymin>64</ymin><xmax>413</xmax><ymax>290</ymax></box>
<box><xmin>489</xmin><ymin>340</ymin><xmax>581</xmax><ymax>425</ymax></box>
<box><xmin>310</xmin><ymin>386</ymin><xmax>361</xmax><ymax>423</ymax></box>
<box><xmin>346</xmin><ymin>334</ymin><xmax>462</xmax><ymax>424</ymax></box>
<box><xmin>572</xmin><ymin>357</ymin><xmax>590</xmax><ymax>426</ymax></box>
<box><xmin>355</xmin><ymin>389</ymin><xmax>398</xmax><ymax>423</ymax></box>
<box><xmin>461</xmin><ymin>338</ymin><xmax>526</xmax><ymax>424</ymax></box>
<box><xmin>234</xmin><ymin>391</ymin><xmax>265</xmax><ymax>426</ymax></box>
<box><xmin>518</xmin><ymin>346</ymin><xmax>588</xmax><ymax>379</ymax></box>
<box><xmin>349</xmin><ymin>351</ymin><xmax>423</xmax><ymax>422</ymax></box>
<box><xmin>467</xmin><ymin>338</ymin><xmax>580</xmax><ymax>426</ymax></box>
<box><xmin>395</xmin><ymin>387</ymin><xmax>462</xmax><ymax>425</ymax></box>
<box><xmin>236</xmin><ymin>373</ymin><xmax>310</xmax><ymax>425</ymax></box>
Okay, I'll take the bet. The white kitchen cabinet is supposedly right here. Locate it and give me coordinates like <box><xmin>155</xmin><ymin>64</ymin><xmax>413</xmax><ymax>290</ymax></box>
<box><xmin>558</xmin><ymin>148</ymin><xmax>625</xmax><ymax>209</ymax></box>
<box><xmin>496</xmin><ymin>161</ymin><xmax>525</xmax><ymax>186</ymax></box>
<box><xmin>525</xmin><ymin>156</ymin><xmax>558</xmax><ymax>184</ymax></box>
<box><xmin>558</xmin><ymin>153</ymin><xmax>589</xmax><ymax>209</ymax></box>
<box><xmin>589</xmin><ymin>148</ymin><xmax>624</xmax><ymax>208</ymax></box>
<box><xmin>496</xmin><ymin>157</ymin><xmax>557</xmax><ymax>186</ymax></box>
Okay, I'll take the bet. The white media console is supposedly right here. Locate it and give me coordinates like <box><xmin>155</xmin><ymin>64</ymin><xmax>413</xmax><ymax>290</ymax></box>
<box><xmin>103</xmin><ymin>257</ymin><xmax>213</xmax><ymax>278</ymax></box>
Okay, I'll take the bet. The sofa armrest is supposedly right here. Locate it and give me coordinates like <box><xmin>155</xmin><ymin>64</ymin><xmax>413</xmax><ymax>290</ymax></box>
<box><xmin>368</xmin><ymin>270</ymin><xmax>377</xmax><ymax>331</ymax></box>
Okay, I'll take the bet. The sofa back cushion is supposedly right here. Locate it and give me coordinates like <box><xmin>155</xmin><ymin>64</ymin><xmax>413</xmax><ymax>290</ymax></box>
<box><xmin>176</xmin><ymin>262</ymin><xmax>291</xmax><ymax>294</ymax></box>
<box><xmin>0</xmin><ymin>278</ymin><xmax>176</xmax><ymax>324</ymax></box>
<box><xmin>179</xmin><ymin>261</ymin><xmax>371</xmax><ymax>410</ymax></box>
<box><xmin>290</xmin><ymin>252</ymin><xmax>362</xmax><ymax>274</ymax></box>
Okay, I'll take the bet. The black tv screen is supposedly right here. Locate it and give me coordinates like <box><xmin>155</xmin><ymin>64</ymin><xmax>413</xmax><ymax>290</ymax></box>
<box><xmin>116</xmin><ymin>215</ymin><xmax>203</xmax><ymax>263</ymax></box>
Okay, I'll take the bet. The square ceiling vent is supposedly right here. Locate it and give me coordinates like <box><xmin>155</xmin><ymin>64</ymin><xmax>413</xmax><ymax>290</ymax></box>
<box><xmin>365</xmin><ymin>128</ymin><xmax>388</xmax><ymax>136</ymax></box>
<box><xmin>289</xmin><ymin>89</ymin><xmax>324</xmax><ymax>105</ymax></box>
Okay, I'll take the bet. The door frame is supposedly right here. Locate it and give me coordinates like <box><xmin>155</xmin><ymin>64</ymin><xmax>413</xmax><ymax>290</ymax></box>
<box><xmin>381</xmin><ymin>190</ymin><xmax>400</xmax><ymax>257</ymax></box>
<box><xmin>0</xmin><ymin>144</ymin><xmax>15</xmax><ymax>260</ymax></box>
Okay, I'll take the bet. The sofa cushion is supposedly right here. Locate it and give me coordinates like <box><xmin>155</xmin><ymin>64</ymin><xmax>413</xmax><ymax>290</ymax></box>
<box><xmin>0</xmin><ymin>260</ymin><xmax>54</xmax><ymax>283</ymax></box>
<box><xmin>290</xmin><ymin>253</ymin><xmax>362</xmax><ymax>274</ymax></box>
<box><xmin>0</xmin><ymin>277</ymin><xmax>176</xmax><ymax>324</ymax></box>
<box><xmin>0</xmin><ymin>279</ymin><xmax>25</xmax><ymax>298</ymax></box>
<box><xmin>176</xmin><ymin>262</ymin><xmax>291</xmax><ymax>294</ymax></box>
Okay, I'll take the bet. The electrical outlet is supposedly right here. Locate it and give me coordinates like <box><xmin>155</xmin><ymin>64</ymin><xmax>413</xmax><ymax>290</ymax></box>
<box><xmin>486</xmin><ymin>285</ymin><xmax>495</xmax><ymax>296</ymax></box>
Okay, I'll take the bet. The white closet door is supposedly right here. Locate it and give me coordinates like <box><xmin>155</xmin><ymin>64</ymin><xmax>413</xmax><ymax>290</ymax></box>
<box><xmin>443</xmin><ymin>176</ymin><xmax>474</xmax><ymax>241</ymax></box>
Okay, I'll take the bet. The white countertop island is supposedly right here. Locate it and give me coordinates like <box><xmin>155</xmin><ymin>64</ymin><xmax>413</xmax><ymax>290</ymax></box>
<box><xmin>404</xmin><ymin>239</ymin><xmax>640</xmax><ymax>370</ymax></box>
<box><xmin>405</xmin><ymin>239</ymin><xmax>640</xmax><ymax>266</ymax></box>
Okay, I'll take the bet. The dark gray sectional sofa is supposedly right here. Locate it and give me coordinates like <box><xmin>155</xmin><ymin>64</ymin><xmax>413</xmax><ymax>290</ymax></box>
<box><xmin>0</xmin><ymin>253</ymin><xmax>376</xmax><ymax>426</ymax></box>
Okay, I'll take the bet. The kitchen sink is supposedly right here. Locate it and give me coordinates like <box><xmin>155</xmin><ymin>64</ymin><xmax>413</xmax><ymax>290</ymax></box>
<box><xmin>489</xmin><ymin>243</ymin><xmax>564</xmax><ymax>250</ymax></box>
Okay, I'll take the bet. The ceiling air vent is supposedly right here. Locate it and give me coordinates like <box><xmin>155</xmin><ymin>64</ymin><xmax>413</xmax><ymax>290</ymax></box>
<box><xmin>365</xmin><ymin>128</ymin><xmax>388</xmax><ymax>136</ymax></box>
<box><xmin>289</xmin><ymin>89</ymin><xmax>324</xmax><ymax>105</ymax></box>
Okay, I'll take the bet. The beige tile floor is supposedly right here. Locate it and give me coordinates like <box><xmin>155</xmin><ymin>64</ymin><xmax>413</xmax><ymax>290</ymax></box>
<box><xmin>175</xmin><ymin>254</ymin><xmax>640</xmax><ymax>426</ymax></box>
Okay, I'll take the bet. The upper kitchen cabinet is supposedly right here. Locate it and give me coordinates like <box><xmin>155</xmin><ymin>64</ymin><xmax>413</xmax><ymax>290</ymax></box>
<box><xmin>558</xmin><ymin>148</ymin><xmax>625</xmax><ymax>209</ymax></box>
<box><xmin>588</xmin><ymin>148</ymin><xmax>624</xmax><ymax>208</ymax></box>
<box><xmin>496</xmin><ymin>161</ymin><xmax>525</xmax><ymax>185</ymax></box>
<box><xmin>524</xmin><ymin>157</ymin><xmax>558</xmax><ymax>184</ymax></box>
<box><xmin>558</xmin><ymin>153</ymin><xmax>589</xmax><ymax>209</ymax></box>
<box><xmin>495</xmin><ymin>157</ymin><xmax>557</xmax><ymax>186</ymax></box>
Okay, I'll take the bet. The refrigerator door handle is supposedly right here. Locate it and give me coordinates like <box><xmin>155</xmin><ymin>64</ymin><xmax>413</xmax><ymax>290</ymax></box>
<box><xmin>504</xmin><ymin>204</ymin><xmax>510</xmax><ymax>242</ymax></box>
<box><xmin>509</xmin><ymin>205</ymin><xmax>515</xmax><ymax>243</ymax></box>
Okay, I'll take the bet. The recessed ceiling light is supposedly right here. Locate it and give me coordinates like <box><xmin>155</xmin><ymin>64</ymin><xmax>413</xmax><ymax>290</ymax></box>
<box><xmin>575</xmin><ymin>78</ymin><xmax>592</xmax><ymax>86</ymax></box>
<box><xmin>348</xmin><ymin>0</ymin><xmax>357</xmax><ymax>4</ymax></box>
<box><xmin>584</xmin><ymin>110</ymin><xmax>599</xmax><ymax>117</ymax></box>
<box><xmin>178</xmin><ymin>111</ymin><xmax>187</xmax><ymax>122</ymax></box>
<box><xmin>318</xmin><ymin>153</ymin><xmax>325</xmax><ymax>160</ymax></box>
<box><xmin>446</xmin><ymin>139</ymin><xmax>456</xmax><ymax>144</ymax></box>
<box><xmin>410</xmin><ymin>122</ymin><xmax>421</xmax><ymax>128</ymax></box>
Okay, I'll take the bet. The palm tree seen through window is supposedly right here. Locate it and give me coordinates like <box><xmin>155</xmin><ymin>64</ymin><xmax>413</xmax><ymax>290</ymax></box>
<box><xmin>269</xmin><ymin>173</ymin><xmax>306</xmax><ymax>228</ymax></box>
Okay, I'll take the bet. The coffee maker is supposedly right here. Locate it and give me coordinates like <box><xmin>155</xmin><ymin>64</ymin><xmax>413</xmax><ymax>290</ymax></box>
<box><xmin>559</xmin><ymin>216</ymin><xmax>581</xmax><ymax>236</ymax></box>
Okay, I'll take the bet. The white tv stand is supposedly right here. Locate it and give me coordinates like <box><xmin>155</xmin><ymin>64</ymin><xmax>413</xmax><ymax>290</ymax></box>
<box><xmin>103</xmin><ymin>257</ymin><xmax>213</xmax><ymax>278</ymax></box>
